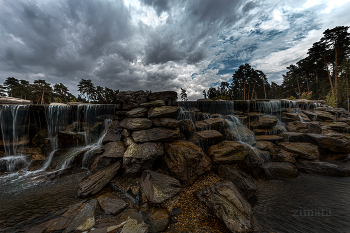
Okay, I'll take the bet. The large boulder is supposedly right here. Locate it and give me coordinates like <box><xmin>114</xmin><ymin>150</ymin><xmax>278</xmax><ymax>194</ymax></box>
<box><xmin>272</xmin><ymin>149</ymin><xmax>297</xmax><ymax>164</ymax></box>
<box><xmin>253</xmin><ymin>126</ymin><xmax>285</xmax><ymax>135</ymax></box>
<box><xmin>116</xmin><ymin>90</ymin><xmax>149</xmax><ymax>104</ymax></box>
<box><xmin>196</xmin><ymin>180</ymin><xmax>253</xmax><ymax>233</ymax></box>
<box><xmin>123</xmin><ymin>142</ymin><xmax>164</xmax><ymax>175</ymax></box>
<box><xmin>132</xmin><ymin>127</ymin><xmax>180</xmax><ymax>143</ymax></box>
<box><xmin>304</xmin><ymin>133</ymin><xmax>350</xmax><ymax>153</ymax></box>
<box><xmin>148</xmin><ymin>106</ymin><xmax>180</xmax><ymax>118</ymax></box>
<box><xmin>296</xmin><ymin>160</ymin><xmax>350</xmax><ymax>177</ymax></box>
<box><xmin>119</xmin><ymin>118</ymin><xmax>153</xmax><ymax>131</ymax></box>
<box><xmin>254</xmin><ymin>135</ymin><xmax>284</xmax><ymax>144</ymax></box>
<box><xmin>97</xmin><ymin>193</ymin><xmax>128</xmax><ymax>215</ymax></box>
<box><xmin>302</xmin><ymin>110</ymin><xmax>318</xmax><ymax>121</ymax></box>
<box><xmin>140</xmin><ymin>100</ymin><xmax>166</xmax><ymax>107</ymax></box>
<box><xmin>189</xmin><ymin>130</ymin><xmax>223</xmax><ymax>148</ymax></box>
<box><xmin>45</xmin><ymin>202</ymin><xmax>86</xmax><ymax>232</ymax></box>
<box><xmin>278</xmin><ymin>142</ymin><xmax>320</xmax><ymax>160</ymax></box>
<box><xmin>280</xmin><ymin>132</ymin><xmax>306</xmax><ymax>142</ymax></box>
<box><xmin>214</xmin><ymin>165</ymin><xmax>257</xmax><ymax>199</ymax></box>
<box><xmin>145</xmin><ymin>207</ymin><xmax>170</xmax><ymax>232</ymax></box>
<box><xmin>141</xmin><ymin>170</ymin><xmax>181</xmax><ymax>204</ymax></box>
<box><xmin>63</xmin><ymin>199</ymin><xmax>98</xmax><ymax>233</ymax></box>
<box><xmin>255</xmin><ymin>141</ymin><xmax>279</xmax><ymax>156</ymax></box>
<box><xmin>102</xmin><ymin>121</ymin><xmax>123</xmax><ymax>145</ymax></box>
<box><xmin>179</xmin><ymin>119</ymin><xmax>195</xmax><ymax>136</ymax></box>
<box><xmin>244</xmin><ymin>152</ymin><xmax>265</xmax><ymax>179</ymax></box>
<box><xmin>148</xmin><ymin>91</ymin><xmax>177</xmax><ymax>105</ymax></box>
<box><xmin>164</xmin><ymin>140</ymin><xmax>212</xmax><ymax>186</ymax></box>
<box><xmin>252</xmin><ymin>116</ymin><xmax>278</xmax><ymax>128</ymax></box>
<box><xmin>262</xmin><ymin>162</ymin><xmax>299</xmax><ymax>180</ymax></box>
<box><xmin>287</xmin><ymin>121</ymin><xmax>308</xmax><ymax>132</ymax></box>
<box><xmin>57</xmin><ymin>131</ymin><xmax>85</xmax><ymax>148</ymax></box>
<box><xmin>207</xmin><ymin>141</ymin><xmax>254</xmax><ymax>164</ymax></box>
<box><xmin>151</xmin><ymin>118</ymin><xmax>179</xmax><ymax>128</ymax></box>
<box><xmin>315</xmin><ymin>111</ymin><xmax>336</xmax><ymax>121</ymax></box>
<box><xmin>77</xmin><ymin>161</ymin><xmax>121</xmax><ymax>197</ymax></box>
<box><xmin>126</xmin><ymin>107</ymin><xmax>149</xmax><ymax>118</ymax></box>
<box><xmin>101</xmin><ymin>141</ymin><xmax>126</xmax><ymax>158</ymax></box>
<box><xmin>203</xmin><ymin>118</ymin><xmax>227</xmax><ymax>131</ymax></box>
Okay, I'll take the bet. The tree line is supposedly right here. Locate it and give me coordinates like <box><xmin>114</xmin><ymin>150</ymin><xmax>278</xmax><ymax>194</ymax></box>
<box><xmin>202</xmin><ymin>26</ymin><xmax>350</xmax><ymax>108</ymax></box>
<box><xmin>203</xmin><ymin>63</ymin><xmax>271</xmax><ymax>100</ymax></box>
<box><xmin>0</xmin><ymin>78</ymin><xmax>119</xmax><ymax>104</ymax></box>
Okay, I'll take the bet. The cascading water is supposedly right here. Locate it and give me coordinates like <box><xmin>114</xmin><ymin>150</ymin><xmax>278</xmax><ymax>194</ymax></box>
<box><xmin>54</xmin><ymin>104</ymin><xmax>115</xmax><ymax>170</ymax></box>
<box><xmin>41</xmin><ymin>105</ymin><xmax>72</xmax><ymax>171</ymax></box>
<box><xmin>0</xmin><ymin>105</ymin><xmax>30</xmax><ymax>173</ymax></box>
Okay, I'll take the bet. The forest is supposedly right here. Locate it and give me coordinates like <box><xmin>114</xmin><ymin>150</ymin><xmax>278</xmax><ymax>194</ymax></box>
<box><xmin>204</xmin><ymin>26</ymin><xmax>350</xmax><ymax>108</ymax></box>
<box><xmin>0</xmin><ymin>78</ymin><xmax>119</xmax><ymax>104</ymax></box>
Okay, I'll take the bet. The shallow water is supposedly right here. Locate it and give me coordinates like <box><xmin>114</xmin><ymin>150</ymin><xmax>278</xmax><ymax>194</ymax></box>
<box><xmin>0</xmin><ymin>171</ymin><xmax>88</xmax><ymax>232</ymax></box>
<box><xmin>254</xmin><ymin>163</ymin><xmax>350</xmax><ymax>233</ymax></box>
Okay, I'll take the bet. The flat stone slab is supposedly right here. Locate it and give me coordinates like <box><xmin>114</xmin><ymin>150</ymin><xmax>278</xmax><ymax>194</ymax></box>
<box><xmin>255</xmin><ymin>135</ymin><xmax>284</xmax><ymax>144</ymax></box>
<box><xmin>97</xmin><ymin>193</ymin><xmax>128</xmax><ymax>214</ymax></box>
<box><xmin>278</xmin><ymin>142</ymin><xmax>319</xmax><ymax>160</ymax></box>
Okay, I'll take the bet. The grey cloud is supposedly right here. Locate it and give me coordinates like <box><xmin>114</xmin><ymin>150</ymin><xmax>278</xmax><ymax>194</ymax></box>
<box><xmin>140</xmin><ymin>0</ymin><xmax>171</xmax><ymax>16</ymax></box>
<box><xmin>243</xmin><ymin>1</ymin><xmax>257</xmax><ymax>12</ymax></box>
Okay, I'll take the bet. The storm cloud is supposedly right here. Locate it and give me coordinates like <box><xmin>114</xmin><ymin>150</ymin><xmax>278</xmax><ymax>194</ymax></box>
<box><xmin>0</xmin><ymin>0</ymin><xmax>349</xmax><ymax>99</ymax></box>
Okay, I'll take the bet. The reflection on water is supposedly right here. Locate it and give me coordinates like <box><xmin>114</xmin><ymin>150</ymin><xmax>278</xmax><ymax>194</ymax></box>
<box><xmin>254</xmin><ymin>167</ymin><xmax>350</xmax><ymax>233</ymax></box>
<box><xmin>0</xmin><ymin>171</ymin><xmax>88</xmax><ymax>232</ymax></box>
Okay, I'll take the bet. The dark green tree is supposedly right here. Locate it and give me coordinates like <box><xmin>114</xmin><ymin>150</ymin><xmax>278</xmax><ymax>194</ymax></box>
<box><xmin>78</xmin><ymin>79</ymin><xmax>95</xmax><ymax>103</ymax></box>
<box><xmin>180</xmin><ymin>88</ymin><xmax>188</xmax><ymax>101</ymax></box>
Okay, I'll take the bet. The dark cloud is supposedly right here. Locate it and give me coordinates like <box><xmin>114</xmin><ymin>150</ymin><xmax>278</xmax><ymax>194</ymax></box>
<box><xmin>141</xmin><ymin>0</ymin><xmax>171</xmax><ymax>16</ymax></box>
<box><xmin>0</xmin><ymin>0</ymin><xmax>347</xmax><ymax>99</ymax></box>
<box><xmin>243</xmin><ymin>1</ymin><xmax>257</xmax><ymax>12</ymax></box>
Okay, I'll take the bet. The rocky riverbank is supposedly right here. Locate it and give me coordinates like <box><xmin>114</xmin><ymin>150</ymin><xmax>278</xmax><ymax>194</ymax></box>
<box><xmin>8</xmin><ymin>91</ymin><xmax>350</xmax><ymax>233</ymax></box>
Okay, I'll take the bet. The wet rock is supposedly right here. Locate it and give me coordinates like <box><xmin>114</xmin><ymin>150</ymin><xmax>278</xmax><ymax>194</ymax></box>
<box><xmin>253</xmin><ymin>126</ymin><xmax>285</xmax><ymax>135</ymax></box>
<box><xmin>57</xmin><ymin>131</ymin><xmax>85</xmax><ymax>148</ymax></box>
<box><xmin>116</xmin><ymin>90</ymin><xmax>149</xmax><ymax>105</ymax></box>
<box><xmin>252</xmin><ymin>115</ymin><xmax>278</xmax><ymax>128</ymax></box>
<box><xmin>140</xmin><ymin>100</ymin><xmax>166</xmax><ymax>107</ymax></box>
<box><xmin>307</xmin><ymin>122</ymin><xmax>323</xmax><ymax>134</ymax></box>
<box><xmin>255</xmin><ymin>141</ymin><xmax>279</xmax><ymax>156</ymax></box>
<box><xmin>126</xmin><ymin>107</ymin><xmax>149</xmax><ymax>118</ymax></box>
<box><xmin>255</xmin><ymin>135</ymin><xmax>284</xmax><ymax>144</ymax></box>
<box><xmin>152</xmin><ymin>118</ymin><xmax>179</xmax><ymax>128</ymax></box>
<box><xmin>327</xmin><ymin>122</ymin><xmax>350</xmax><ymax>131</ymax></box>
<box><xmin>315</xmin><ymin>111</ymin><xmax>336</xmax><ymax>121</ymax></box>
<box><xmin>302</xmin><ymin>110</ymin><xmax>318</xmax><ymax>121</ymax></box>
<box><xmin>195</xmin><ymin>121</ymin><xmax>209</xmax><ymax>131</ymax></box>
<box><xmin>123</xmin><ymin>142</ymin><xmax>164</xmax><ymax>175</ymax></box>
<box><xmin>287</xmin><ymin>121</ymin><xmax>308</xmax><ymax>132</ymax></box>
<box><xmin>208</xmin><ymin>141</ymin><xmax>254</xmax><ymax>164</ymax></box>
<box><xmin>214</xmin><ymin>165</ymin><xmax>257</xmax><ymax>199</ymax></box>
<box><xmin>189</xmin><ymin>130</ymin><xmax>223</xmax><ymax>149</ymax></box>
<box><xmin>189</xmin><ymin>107</ymin><xmax>201</xmax><ymax>112</ymax></box>
<box><xmin>244</xmin><ymin>152</ymin><xmax>265</xmax><ymax>179</ymax></box>
<box><xmin>123</xmin><ymin>137</ymin><xmax>135</xmax><ymax>147</ymax></box>
<box><xmin>148</xmin><ymin>106</ymin><xmax>181</xmax><ymax>118</ymax></box>
<box><xmin>141</xmin><ymin>170</ymin><xmax>181</xmax><ymax>204</ymax></box>
<box><xmin>196</xmin><ymin>180</ymin><xmax>253</xmax><ymax>233</ymax></box>
<box><xmin>77</xmin><ymin>161</ymin><xmax>121</xmax><ymax>197</ymax></box>
<box><xmin>296</xmin><ymin>160</ymin><xmax>350</xmax><ymax>177</ymax></box>
<box><xmin>145</xmin><ymin>207</ymin><xmax>170</xmax><ymax>232</ymax></box>
<box><xmin>63</xmin><ymin>199</ymin><xmax>98</xmax><ymax>233</ymax></box>
<box><xmin>148</xmin><ymin>91</ymin><xmax>177</xmax><ymax>105</ymax></box>
<box><xmin>280</xmin><ymin>132</ymin><xmax>306</xmax><ymax>142</ymax></box>
<box><xmin>164</xmin><ymin>140</ymin><xmax>212</xmax><ymax>186</ymax></box>
<box><xmin>101</xmin><ymin>141</ymin><xmax>126</xmax><ymax>158</ymax></box>
<box><xmin>97</xmin><ymin>193</ymin><xmax>128</xmax><ymax>214</ymax></box>
<box><xmin>272</xmin><ymin>149</ymin><xmax>297</xmax><ymax>164</ymax></box>
<box><xmin>120</xmin><ymin>213</ymin><xmax>150</xmax><ymax>233</ymax></box>
<box><xmin>121</xmin><ymin>129</ymin><xmax>130</xmax><ymax>139</ymax></box>
<box><xmin>262</xmin><ymin>162</ymin><xmax>299</xmax><ymax>180</ymax></box>
<box><xmin>45</xmin><ymin>202</ymin><xmax>86</xmax><ymax>232</ymax></box>
<box><xmin>120</xmin><ymin>118</ymin><xmax>153</xmax><ymax>131</ymax></box>
<box><xmin>304</xmin><ymin>133</ymin><xmax>350</xmax><ymax>153</ymax></box>
<box><xmin>278</xmin><ymin>142</ymin><xmax>320</xmax><ymax>160</ymax></box>
<box><xmin>32</xmin><ymin>129</ymin><xmax>49</xmax><ymax>148</ymax></box>
<box><xmin>102</xmin><ymin>121</ymin><xmax>123</xmax><ymax>145</ymax></box>
<box><xmin>203</xmin><ymin>118</ymin><xmax>227</xmax><ymax>131</ymax></box>
<box><xmin>179</xmin><ymin>119</ymin><xmax>195</xmax><ymax>136</ymax></box>
<box><xmin>122</xmin><ymin>102</ymin><xmax>139</xmax><ymax>111</ymax></box>
<box><xmin>132</xmin><ymin>127</ymin><xmax>180</xmax><ymax>143</ymax></box>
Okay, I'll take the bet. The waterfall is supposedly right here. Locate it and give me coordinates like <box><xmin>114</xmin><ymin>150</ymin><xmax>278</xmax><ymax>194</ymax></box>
<box><xmin>225</xmin><ymin>115</ymin><xmax>255</xmax><ymax>142</ymax></box>
<box><xmin>0</xmin><ymin>105</ymin><xmax>30</xmax><ymax>173</ymax></box>
<box><xmin>41</xmin><ymin>105</ymin><xmax>72</xmax><ymax>171</ymax></box>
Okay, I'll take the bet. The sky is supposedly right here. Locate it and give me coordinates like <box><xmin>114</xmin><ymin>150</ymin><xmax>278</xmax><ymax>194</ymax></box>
<box><xmin>0</xmin><ymin>0</ymin><xmax>350</xmax><ymax>100</ymax></box>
